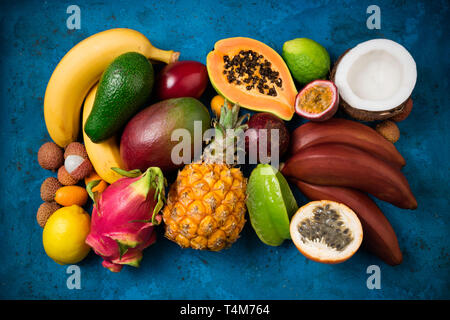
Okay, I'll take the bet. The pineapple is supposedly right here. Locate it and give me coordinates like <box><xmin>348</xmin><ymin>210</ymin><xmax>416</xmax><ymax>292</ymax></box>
<box><xmin>163</xmin><ymin>103</ymin><xmax>248</xmax><ymax>251</ymax></box>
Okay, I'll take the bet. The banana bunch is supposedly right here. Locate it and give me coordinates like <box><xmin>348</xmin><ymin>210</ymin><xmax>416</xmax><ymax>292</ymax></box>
<box><xmin>43</xmin><ymin>28</ymin><xmax>179</xmax><ymax>183</ymax></box>
<box><xmin>282</xmin><ymin>118</ymin><xmax>418</xmax><ymax>265</ymax></box>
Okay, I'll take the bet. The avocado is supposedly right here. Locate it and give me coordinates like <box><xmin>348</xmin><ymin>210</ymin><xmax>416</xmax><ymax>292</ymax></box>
<box><xmin>84</xmin><ymin>52</ymin><xmax>154</xmax><ymax>143</ymax></box>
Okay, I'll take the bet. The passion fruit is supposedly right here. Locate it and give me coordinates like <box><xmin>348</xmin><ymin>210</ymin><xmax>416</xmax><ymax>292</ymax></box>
<box><xmin>290</xmin><ymin>200</ymin><xmax>363</xmax><ymax>264</ymax></box>
<box><xmin>245</xmin><ymin>112</ymin><xmax>290</xmax><ymax>162</ymax></box>
<box><xmin>295</xmin><ymin>80</ymin><xmax>338</xmax><ymax>121</ymax></box>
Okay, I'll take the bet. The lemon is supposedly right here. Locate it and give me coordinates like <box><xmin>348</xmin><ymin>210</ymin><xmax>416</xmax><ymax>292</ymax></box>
<box><xmin>42</xmin><ymin>205</ymin><xmax>91</xmax><ymax>265</ymax></box>
<box><xmin>282</xmin><ymin>38</ymin><xmax>330</xmax><ymax>85</ymax></box>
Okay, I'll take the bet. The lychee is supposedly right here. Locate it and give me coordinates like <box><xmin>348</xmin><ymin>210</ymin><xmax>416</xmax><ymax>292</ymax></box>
<box><xmin>38</xmin><ymin>142</ymin><xmax>64</xmax><ymax>171</ymax></box>
<box><xmin>57</xmin><ymin>165</ymin><xmax>78</xmax><ymax>185</ymax></box>
<box><xmin>376</xmin><ymin>120</ymin><xmax>400</xmax><ymax>144</ymax></box>
<box><xmin>37</xmin><ymin>202</ymin><xmax>61</xmax><ymax>227</ymax></box>
<box><xmin>40</xmin><ymin>177</ymin><xmax>62</xmax><ymax>201</ymax></box>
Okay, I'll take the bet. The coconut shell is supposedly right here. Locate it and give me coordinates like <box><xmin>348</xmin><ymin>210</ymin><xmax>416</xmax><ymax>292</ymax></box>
<box><xmin>330</xmin><ymin>49</ymin><xmax>408</xmax><ymax>122</ymax></box>
<box><xmin>390</xmin><ymin>98</ymin><xmax>413</xmax><ymax>122</ymax></box>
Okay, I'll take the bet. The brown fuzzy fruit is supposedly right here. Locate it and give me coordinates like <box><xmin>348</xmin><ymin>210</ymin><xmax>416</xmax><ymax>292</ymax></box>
<box><xmin>390</xmin><ymin>98</ymin><xmax>413</xmax><ymax>122</ymax></box>
<box><xmin>64</xmin><ymin>142</ymin><xmax>88</xmax><ymax>159</ymax></box>
<box><xmin>37</xmin><ymin>142</ymin><xmax>64</xmax><ymax>171</ymax></box>
<box><xmin>37</xmin><ymin>202</ymin><xmax>61</xmax><ymax>227</ymax></box>
<box><xmin>64</xmin><ymin>155</ymin><xmax>93</xmax><ymax>180</ymax></box>
<box><xmin>376</xmin><ymin>120</ymin><xmax>400</xmax><ymax>143</ymax></box>
<box><xmin>64</xmin><ymin>142</ymin><xmax>93</xmax><ymax>180</ymax></box>
<box><xmin>40</xmin><ymin>177</ymin><xmax>62</xmax><ymax>201</ymax></box>
<box><xmin>57</xmin><ymin>165</ymin><xmax>78</xmax><ymax>185</ymax></box>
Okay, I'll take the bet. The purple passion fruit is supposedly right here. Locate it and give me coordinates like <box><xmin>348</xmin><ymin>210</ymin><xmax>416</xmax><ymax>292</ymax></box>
<box><xmin>245</xmin><ymin>112</ymin><xmax>290</xmax><ymax>162</ymax></box>
<box><xmin>295</xmin><ymin>80</ymin><xmax>338</xmax><ymax>121</ymax></box>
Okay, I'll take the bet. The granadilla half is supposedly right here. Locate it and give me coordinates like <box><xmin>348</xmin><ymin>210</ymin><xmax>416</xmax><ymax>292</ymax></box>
<box><xmin>290</xmin><ymin>200</ymin><xmax>363</xmax><ymax>264</ymax></box>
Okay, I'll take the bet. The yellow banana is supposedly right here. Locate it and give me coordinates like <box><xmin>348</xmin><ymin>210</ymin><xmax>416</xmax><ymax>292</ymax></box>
<box><xmin>82</xmin><ymin>85</ymin><xmax>124</xmax><ymax>184</ymax></box>
<box><xmin>44</xmin><ymin>28</ymin><xmax>179</xmax><ymax>147</ymax></box>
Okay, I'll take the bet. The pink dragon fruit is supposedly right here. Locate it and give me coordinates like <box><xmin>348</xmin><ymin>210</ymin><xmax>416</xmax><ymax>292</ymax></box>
<box><xmin>85</xmin><ymin>167</ymin><xmax>166</xmax><ymax>272</ymax></box>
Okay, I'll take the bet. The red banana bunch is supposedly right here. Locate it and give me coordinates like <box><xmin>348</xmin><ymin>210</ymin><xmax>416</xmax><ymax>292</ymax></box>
<box><xmin>283</xmin><ymin>119</ymin><xmax>417</xmax><ymax>265</ymax></box>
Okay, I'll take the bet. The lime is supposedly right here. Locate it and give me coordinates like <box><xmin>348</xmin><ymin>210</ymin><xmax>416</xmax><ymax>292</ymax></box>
<box><xmin>42</xmin><ymin>205</ymin><xmax>91</xmax><ymax>265</ymax></box>
<box><xmin>282</xmin><ymin>38</ymin><xmax>330</xmax><ymax>85</ymax></box>
<box><xmin>246</xmin><ymin>164</ymin><xmax>298</xmax><ymax>246</ymax></box>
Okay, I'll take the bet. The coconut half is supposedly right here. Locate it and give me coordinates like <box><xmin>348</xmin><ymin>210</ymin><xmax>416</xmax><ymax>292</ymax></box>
<box><xmin>331</xmin><ymin>39</ymin><xmax>416</xmax><ymax>121</ymax></box>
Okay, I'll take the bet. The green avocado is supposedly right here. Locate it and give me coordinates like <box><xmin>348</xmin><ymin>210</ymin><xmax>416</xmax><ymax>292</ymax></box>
<box><xmin>84</xmin><ymin>52</ymin><xmax>154</xmax><ymax>143</ymax></box>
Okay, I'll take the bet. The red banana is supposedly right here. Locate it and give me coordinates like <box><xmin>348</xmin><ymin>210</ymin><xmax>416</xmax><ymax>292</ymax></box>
<box><xmin>289</xmin><ymin>118</ymin><xmax>405</xmax><ymax>168</ymax></box>
<box><xmin>281</xmin><ymin>143</ymin><xmax>417</xmax><ymax>209</ymax></box>
<box><xmin>293</xmin><ymin>180</ymin><xmax>402</xmax><ymax>266</ymax></box>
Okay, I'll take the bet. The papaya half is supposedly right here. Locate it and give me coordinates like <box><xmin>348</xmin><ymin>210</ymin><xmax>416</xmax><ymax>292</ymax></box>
<box><xmin>207</xmin><ymin>37</ymin><xmax>297</xmax><ymax>120</ymax></box>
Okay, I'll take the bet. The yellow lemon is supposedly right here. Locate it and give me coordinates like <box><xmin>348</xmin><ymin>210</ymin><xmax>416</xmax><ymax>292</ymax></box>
<box><xmin>43</xmin><ymin>205</ymin><xmax>91</xmax><ymax>265</ymax></box>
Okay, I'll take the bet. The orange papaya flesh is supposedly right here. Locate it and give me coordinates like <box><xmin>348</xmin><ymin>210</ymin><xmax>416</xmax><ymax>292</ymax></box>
<box><xmin>207</xmin><ymin>37</ymin><xmax>298</xmax><ymax>120</ymax></box>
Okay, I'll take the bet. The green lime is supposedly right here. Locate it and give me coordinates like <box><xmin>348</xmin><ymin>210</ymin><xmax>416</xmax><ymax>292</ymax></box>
<box><xmin>246</xmin><ymin>164</ymin><xmax>298</xmax><ymax>246</ymax></box>
<box><xmin>282</xmin><ymin>38</ymin><xmax>330</xmax><ymax>85</ymax></box>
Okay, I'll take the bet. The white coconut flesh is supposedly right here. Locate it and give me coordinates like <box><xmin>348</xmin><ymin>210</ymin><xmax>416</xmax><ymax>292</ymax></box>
<box><xmin>334</xmin><ymin>39</ymin><xmax>416</xmax><ymax>111</ymax></box>
<box><xmin>290</xmin><ymin>201</ymin><xmax>363</xmax><ymax>262</ymax></box>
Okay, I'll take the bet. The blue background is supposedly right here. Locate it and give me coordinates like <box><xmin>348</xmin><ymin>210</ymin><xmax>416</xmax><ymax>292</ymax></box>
<box><xmin>0</xmin><ymin>0</ymin><xmax>449</xmax><ymax>300</ymax></box>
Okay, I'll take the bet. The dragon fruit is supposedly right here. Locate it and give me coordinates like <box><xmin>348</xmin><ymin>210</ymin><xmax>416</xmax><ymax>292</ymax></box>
<box><xmin>85</xmin><ymin>167</ymin><xmax>166</xmax><ymax>272</ymax></box>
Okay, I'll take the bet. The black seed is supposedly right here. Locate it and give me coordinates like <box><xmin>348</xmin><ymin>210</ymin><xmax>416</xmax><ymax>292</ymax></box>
<box><xmin>268</xmin><ymin>87</ymin><xmax>277</xmax><ymax>96</ymax></box>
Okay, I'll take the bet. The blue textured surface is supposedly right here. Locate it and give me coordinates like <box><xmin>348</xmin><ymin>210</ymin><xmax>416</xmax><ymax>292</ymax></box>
<box><xmin>0</xmin><ymin>0</ymin><xmax>449</xmax><ymax>300</ymax></box>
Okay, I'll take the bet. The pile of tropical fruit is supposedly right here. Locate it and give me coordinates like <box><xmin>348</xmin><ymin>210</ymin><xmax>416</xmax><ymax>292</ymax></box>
<box><xmin>36</xmin><ymin>28</ymin><xmax>418</xmax><ymax>272</ymax></box>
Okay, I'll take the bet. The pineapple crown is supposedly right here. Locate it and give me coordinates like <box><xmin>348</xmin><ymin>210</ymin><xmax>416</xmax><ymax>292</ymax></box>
<box><xmin>203</xmin><ymin>100</ymin><xmax>249</xmax><ymax>165</ymax></box>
